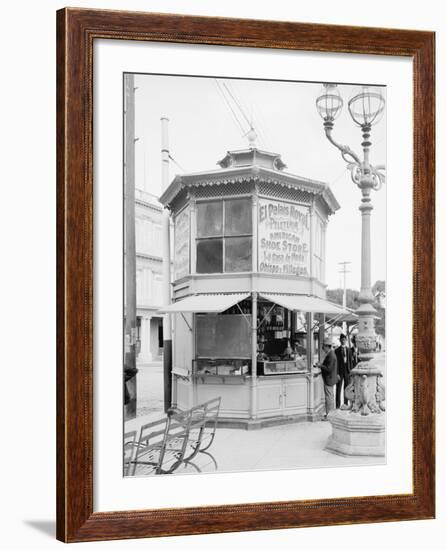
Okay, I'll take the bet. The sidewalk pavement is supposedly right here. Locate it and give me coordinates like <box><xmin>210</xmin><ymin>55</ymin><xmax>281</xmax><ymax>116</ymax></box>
<box><xmin>126</xmin><ymin>355</ymin><xmax>386</xmax><ymax>475</ymax></box>
<box><xmin>125</xmin><ymin>413</ymin><xmax>385</xmax><ymax>476</ymax></box>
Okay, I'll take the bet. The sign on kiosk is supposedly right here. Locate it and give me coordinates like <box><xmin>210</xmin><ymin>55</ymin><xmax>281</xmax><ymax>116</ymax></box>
<box><xmin>258</xmin><ymin>198</ymin><xmax>310</xmax><ymax>276</ymax></box>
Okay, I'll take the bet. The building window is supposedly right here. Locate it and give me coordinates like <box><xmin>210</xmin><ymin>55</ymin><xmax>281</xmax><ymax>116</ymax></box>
<box><xmin>196</xmin><ymin>198</ymin><xmax>252</xmax><ymax>273</ymax></box>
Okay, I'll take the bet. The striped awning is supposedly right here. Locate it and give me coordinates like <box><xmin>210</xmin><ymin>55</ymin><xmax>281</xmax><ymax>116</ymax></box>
<box><xmin>157</xmin><ymin>293</ymin><xmax>250</xmax><ymax>314</ymax></box>
<box><xmin>260</xmin><ymin>293</ymin><xmax>352</xmax><ymax>315</ymax></box>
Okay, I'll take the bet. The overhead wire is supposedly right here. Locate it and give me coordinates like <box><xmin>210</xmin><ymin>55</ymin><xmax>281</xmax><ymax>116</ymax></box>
<box><xmin>329</xmin><ymin>166</ymin><xmax>349</xmax><ymax>187</ymax></box>
<box><xmin>214</xmin><ymin>79</ymin><xmax>246</xmax><ymax>137</ymax></box>
<box><xmin>222</xmin><ymin>81</ymin><xmax>270</xmax><ymax>149</ymax></box>
<box><xmin>236</xmin><ymin>90</ymin><xmax>268</xmax><ymax>149</ymax></box>
<box><xmin>251</xmin><ymin>106</ymin><xmax>273</xmax><ymax>150</ymax></box>
<box><xmin>253</xmin><ymin>105</ymin><xmax>275</xmax><ymax>151</ymax></box>
<box><xmin>221</xmin><ymin>82</ymin><xmax>252</xmax><ymax>128</ymax></box>
<box><xmin>168</xmin><ymin>154</ymin><xmax>187</xmax><ymax>173</ymax></box>
<box><xmin>215</xmin><ymin>78</ymin><xmax>278</xmax><ymax>152</ymax></box>
<box><xmin>230</xmin><ymin>80</ymin><xmax>274</xmax><ymax>150</ymax></box>
<box><xmin>223</xmin><ymin>81</ymin><xmax>269</xmax><ymax>149</ymax></box>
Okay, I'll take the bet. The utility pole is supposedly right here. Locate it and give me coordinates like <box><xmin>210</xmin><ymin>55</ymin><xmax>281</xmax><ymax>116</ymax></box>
<box><xmin>338</xmin><ymin>261</ymin><xmax>351</xmax><ymax>335</ymax></box>
<box><xmin>124</xmin><ymin>74</ymin><xmax>138</xmax><ymax>420</ymax></box>
<box><xmin>161</xmin><ymin>117</ymin><xmax>172</xmax><ymax>412</ymax></box>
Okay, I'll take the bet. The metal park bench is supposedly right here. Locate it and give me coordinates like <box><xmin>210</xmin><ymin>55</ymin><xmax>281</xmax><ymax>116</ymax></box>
<box><xmin>127</xmin><ymin>397</ymin><xmax>221</xmax><ymax>476</ymax></box>
<box><xmin>181</xmin><ymin>396</ymin><xmax>221</xmax><ymax>472</ymax></box>
<box><xmin>123</xmin><ymin>430</ymin><xmax>137</xmax><ymax>476</ymax></box>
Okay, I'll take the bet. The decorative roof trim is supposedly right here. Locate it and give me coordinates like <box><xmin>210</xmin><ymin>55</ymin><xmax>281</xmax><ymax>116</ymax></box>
<box><xmin>160</xmin><ymin>167</ymin><xmax>340</xmax><ymax>214</ymax></box>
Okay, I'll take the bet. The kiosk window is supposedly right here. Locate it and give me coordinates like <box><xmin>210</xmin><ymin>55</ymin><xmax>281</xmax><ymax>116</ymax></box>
<box><xmin>225</xmin><ymin>236</ymin><xmax>251</xmax><ymax>272</ymax></box>
<box><xmin>196</xmin><ymin>198</ymin><xmax>252</xmax><ymax>274</ymax></box>
<box><xmin>197</xmin><ymin>202</ymin><xmax>223</xmax><ymax>237</ymax></box>
<box><xmin>196</xmin><ymin>314</ymin><xmax>251</xmax><ymax>358</ymax></box>
<box><xmin>196</xmin><ymin>239</ymin><xmax>223</xmax><ymax>273</ymax></box>
<box><xmin>225</xmin><ymin>198</ymin><xmax>252</xmax><ymax>235</ymax></box>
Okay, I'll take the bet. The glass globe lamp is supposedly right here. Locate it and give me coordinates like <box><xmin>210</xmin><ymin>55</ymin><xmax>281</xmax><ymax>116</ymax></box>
<box><xmin>348</xmin><ymin>86</ymin><xmax>385</xmax><ymax>127</ymax></box>
<box><xmin>316</xmin><ymin>83</ymin><xmax>343</xmax><ymax>122</ymax></box>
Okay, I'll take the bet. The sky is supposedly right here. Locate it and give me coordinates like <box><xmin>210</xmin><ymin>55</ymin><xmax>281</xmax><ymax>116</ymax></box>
<box><xmin>133</xmin><ymin>73</ymin><xmax>386</xmax><ymax>291</ymax></box>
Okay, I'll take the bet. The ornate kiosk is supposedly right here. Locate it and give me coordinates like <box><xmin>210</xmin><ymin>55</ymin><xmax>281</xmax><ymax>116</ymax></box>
<box><xmin>159</xmin><ymin>143</ymin><xmax>347</xmax><ymax>428</ymax></box>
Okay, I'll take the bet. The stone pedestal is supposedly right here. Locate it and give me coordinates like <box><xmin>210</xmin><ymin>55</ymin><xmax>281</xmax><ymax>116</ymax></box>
<box><xmin>325</xmin><ymin>355</ymin><xmax>386</xmax><ymax>457</ymax></box>
<box><xmin>326</xmin><ymin>409</ymin><xmax>385</xmax><ymax>456</ymax></box>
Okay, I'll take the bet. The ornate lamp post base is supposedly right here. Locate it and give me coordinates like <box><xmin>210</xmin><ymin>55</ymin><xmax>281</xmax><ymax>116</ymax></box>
<box><xmin>325</xmin><ymin>355</ymin><xmax>386</xmax><ymax>457</ymax></box>
<box><xmin>356</xmin><ymin>304</ymin><xmax>379</xmax><ymax>356</ymax></box>
<box><xmin>325</xmin><ymin>411</ymin><xmax>385</xmax><ymax>457</ymax></box>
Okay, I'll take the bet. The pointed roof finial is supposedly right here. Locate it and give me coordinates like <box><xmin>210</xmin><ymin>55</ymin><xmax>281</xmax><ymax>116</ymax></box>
<box><xmin>247</xmin><ymin>126</ymin><xmax>257</xmax><ymax>148</ymax></box>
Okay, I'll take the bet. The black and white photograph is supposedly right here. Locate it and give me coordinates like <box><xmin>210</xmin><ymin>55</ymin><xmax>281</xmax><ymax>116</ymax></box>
<box><xmin>122</xmin><ymin>73</ymin><xmax>387</xmax><ymax>477</ymax></box>
<box><xmin>2</xmin><ymin>0</ymin><xmax>441</xmax><ymax>547</ymax></box>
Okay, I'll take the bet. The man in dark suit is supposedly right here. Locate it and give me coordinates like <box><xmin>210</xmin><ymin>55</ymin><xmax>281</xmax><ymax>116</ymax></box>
<box><xmin>319</xmin><ymin>337</ymin><xmax>338</xmax><ymax>419</ymax></box>
<box><xmin>335</xmin><ymin>333</ymin><xmax>354</xmax><ymax>408</ymax></box>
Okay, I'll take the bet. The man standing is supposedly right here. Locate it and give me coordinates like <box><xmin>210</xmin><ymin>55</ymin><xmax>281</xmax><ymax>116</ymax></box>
<box><xmin>335</xmin><ymin>334</ymin><xmax>354</xmax><ymax>408</ymax></box>
<box><xmin>319</xmin><ymin>337</ymin><xmax>338</xmax><ymax>420</ymax></box>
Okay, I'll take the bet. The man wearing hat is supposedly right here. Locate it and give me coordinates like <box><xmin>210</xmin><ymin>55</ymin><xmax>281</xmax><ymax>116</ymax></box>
<box><xmin>335</xmin><ymin>333</ymin><xmax>355</xmax><ymax>409</ymax></box>
<box><xmin>318</xmin><ymin>336</ymin><xmax>338</xmax><ymax>419</ymax></box>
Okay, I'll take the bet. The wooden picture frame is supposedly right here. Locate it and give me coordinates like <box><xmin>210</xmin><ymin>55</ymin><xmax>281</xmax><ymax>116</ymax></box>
<box><xmin>56</xmin><ymin>7</ymin><xmax>435</xmax><ymax>542</ymax></box>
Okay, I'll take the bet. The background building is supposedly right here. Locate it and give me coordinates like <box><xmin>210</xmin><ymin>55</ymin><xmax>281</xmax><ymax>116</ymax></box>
<box><xmin>134</xmin><ymin>188</ymin><xmax>165</xmax><ymax>364</ymax></box>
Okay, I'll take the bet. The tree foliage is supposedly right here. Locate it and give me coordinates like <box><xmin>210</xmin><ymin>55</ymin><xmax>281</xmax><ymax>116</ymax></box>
<box><xmin>372</xmin><ymin>280</ymin><xmax>386</xmax><ymax>295</ymax></box>
<box><xmin>326</xmin><ymin>288</ymin><xmax>360</xmax><ymax>310</ymax></box>
<box><xmin>327</xmin><ymin>281</ymin><xmax>386</xmax><ymax>337</ymax></box>
<box><xmin>373</xmin><ymin>280</ymin><xmax>386</xmax><ymax>337</ymax></box>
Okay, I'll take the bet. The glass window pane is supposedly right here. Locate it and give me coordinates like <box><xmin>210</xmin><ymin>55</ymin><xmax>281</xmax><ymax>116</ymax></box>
<box><xmin>196</xmin><ymin>239</ymin><xmax>223</xmax><ymax>273</ymax></box>
<box><xmin>196</xmin><ymin>315</ymin><xmax>251</xmax><ymax>358</ymax></box>
<box><xmin>224</xmin><ymin>198</ymin><xmax>252</xmax><ymax>236</ymax></box>
<box><xmin>197</xmin><ymin>202</ymin><xmax>223</xmax><ymax>237</ymax></box>
<box><xmin>225</xmin><ymin>236</ymin><xmax>252</xmax><ymax>272</ymax></box>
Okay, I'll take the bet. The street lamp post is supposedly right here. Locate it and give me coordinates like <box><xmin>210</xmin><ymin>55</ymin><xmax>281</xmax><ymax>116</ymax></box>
<box><xmin>316</xmin><ymin>85</ymin><xmax>386</xmax><ymax>456</ymax></box>
<box><xmin>316</xmin><ymin>84</ymin><xmax>386</xmax><ymax>358</ymax></box>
